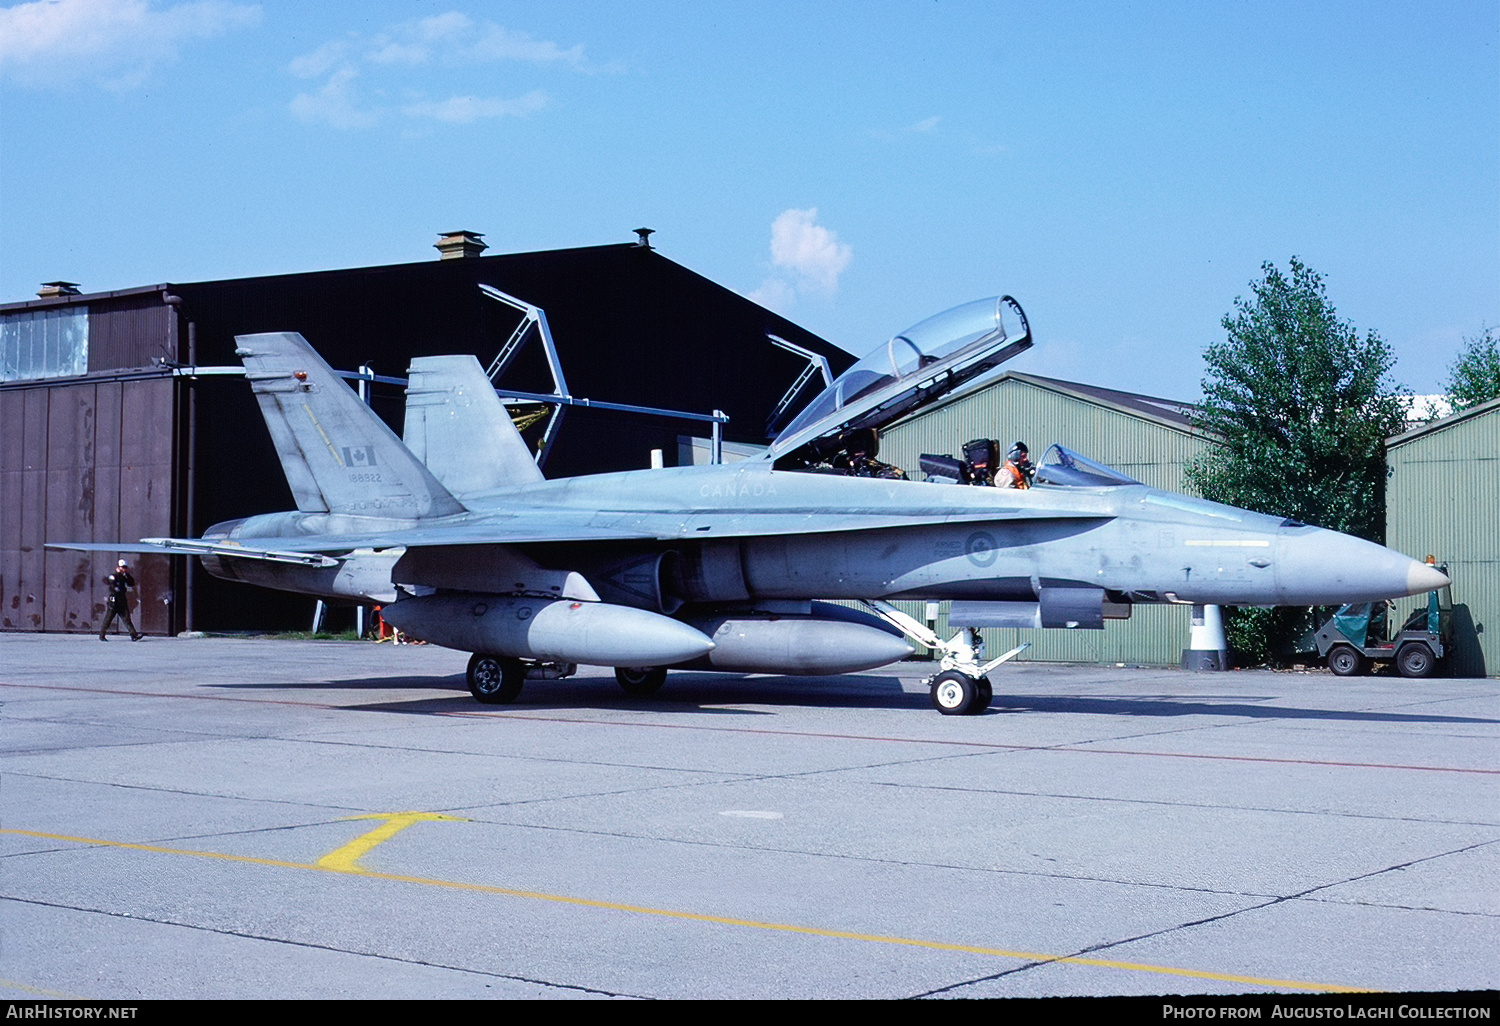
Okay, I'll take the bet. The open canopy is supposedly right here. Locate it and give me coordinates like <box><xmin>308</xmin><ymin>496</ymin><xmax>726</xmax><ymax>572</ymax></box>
<box><xmin>767</xmin><ymin>296</ymin><xmax>1032</xmax><ymax>461</ymax></box>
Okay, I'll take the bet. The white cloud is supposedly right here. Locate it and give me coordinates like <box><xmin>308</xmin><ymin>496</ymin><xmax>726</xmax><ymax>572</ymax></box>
<box><xmin>908</xmin><ymin>115</ymin><xmax>941</xmax><ymax>133</ymax></box>
<box><xmin>749</xmin><ymin>208</ymin><xmax>853</xmax><ymax>311</ymax></box>
<box><xmin>412</xmin><ymin>11</ymin><xmax>470</xmax><ymax>45</ymax></box>
<box><xmin>289</xmin><ymin>66</ymin><xmax>376</xmax><ymax>130</ymax></box>
<box><xmin>287</xmin><ymin>12</ymin><xmax>588</xmax><ymax>129</ymax></box>
<box><xmin>366</xmin><ymin>13</ymin><xmax>469</xmax><ymax>66</ymax></box>
<box><xmin>401</xmin><ymin>89</ymin><xmax>547</xmax><ymax>124</ymax></box>
<box><xmin>367</xmin><ymin>40</ymin><xmax>430</xmax><ymax>68</ymax></box>
<box><xmin>287</xmin><ymin>38</ymin><xmax>352</xmax><ymax>79</ymax></box>
<box><xmin>465</xmin><ymin>22</ymin><xmax>585</xmax><ymax>67</ymax></box>
<box><xmin>769</xmin><ymin>208</ymin><xmax>852</xmax><ymax>294</ymax></box>
<box><xmin>746</xmin><ymin>277</ymin><xmax>796</xmax><ymax>314</ymax></box>
<box><xmin>0</xmin><ymin>0</ymin><xmax>260</xmax><ymax>88</ymax></box>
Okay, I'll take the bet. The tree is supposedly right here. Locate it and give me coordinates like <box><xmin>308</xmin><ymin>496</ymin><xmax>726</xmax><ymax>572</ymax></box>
<box><xmin>1446</xmin><ymin>327</ymin><xmax>1500</xmax><ymax>412</ymax></box>
<box><xmin>1186</xmin><ymin>258</ymin><xmax>1408</xmax><ymax>664</ymax></box>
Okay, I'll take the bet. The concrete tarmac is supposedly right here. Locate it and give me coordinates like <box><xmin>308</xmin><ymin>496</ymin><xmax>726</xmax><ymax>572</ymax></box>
<box><xmin>1</xmin><ymin>634</ymin><xmax>1496</xmax><ymax>999</ymax></box>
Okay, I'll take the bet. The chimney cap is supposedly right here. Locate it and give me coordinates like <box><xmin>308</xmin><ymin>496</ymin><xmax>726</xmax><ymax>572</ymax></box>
<box><xmin>37</xmin><ymin>281</ymin><xmax>82</xmax><ymax>298</ymax></box>
<box><xmin>435</xmin><ymin>230</ymin><xmax>488</xmax><ymax>260</ymax></box>
<box><xmin>633</xmin><ymin>227</ymin><xmax>654</xmax><ymax>248</ymax></box>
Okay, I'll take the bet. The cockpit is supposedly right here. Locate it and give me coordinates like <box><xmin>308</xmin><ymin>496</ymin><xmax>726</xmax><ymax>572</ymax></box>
<box><xmin>918</xmin><ymin>442</ymin><xmax>1141</xmax><ymax>489</ymax></box>
<box><xmin>762</xmin><ymin>293</ymin><xmax>1143</xmax><ymax>489</ymax></box>
<box><xmin>767</xmin><ymin>296</ymin><xmax>1032</xmax><ymax>467</ymax></box>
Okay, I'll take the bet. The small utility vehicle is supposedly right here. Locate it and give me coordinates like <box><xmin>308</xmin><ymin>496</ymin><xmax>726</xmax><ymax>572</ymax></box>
<box><xmin>1314</xmin><ymin>562</ymin><xmax>1451</xmax><ymax>678</ymax></box>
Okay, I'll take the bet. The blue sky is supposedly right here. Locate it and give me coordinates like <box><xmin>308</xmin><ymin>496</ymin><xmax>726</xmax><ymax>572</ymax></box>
<box><xmin>2</xmin><ymin>0</ymin><xmax>1495</xmax><ymax>401</ymax></box>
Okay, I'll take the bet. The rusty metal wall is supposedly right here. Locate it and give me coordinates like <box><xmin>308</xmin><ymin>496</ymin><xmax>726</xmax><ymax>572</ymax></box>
<box><xmin>0</xmin><ymin>384</ymin><xmax>36</xmax><ymax>624</ymax></box>
<box><xmin>87</xmin><ymin>292</ymin><xmax>174</xmax><ymax>372</ymax></box>
<box><xmin>1</xmin><ymin>377</ymin><xmax>176</xmax><ymax>634</ymax></box>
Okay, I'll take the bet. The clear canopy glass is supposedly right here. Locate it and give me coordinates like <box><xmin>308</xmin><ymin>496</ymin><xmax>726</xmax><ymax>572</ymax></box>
<box><xmin>1033</xmin><ymin>445</ymin><xmax>1142</xmax><ymax>488</ymax></box>
<box><xmin>775</xmin><ymin>297</ymin><xmax>1017</xmax><ymax>445</ymax></box>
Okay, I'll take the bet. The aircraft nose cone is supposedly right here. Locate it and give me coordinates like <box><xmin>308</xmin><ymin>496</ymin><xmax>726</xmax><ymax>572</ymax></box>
<box><xmin>1406</xmin><ymin>561</ymin><xmax>1451</xmax><ymax>594</ymax></box>
<box><xmin>1275</xmin><ymin>528</ymin><xmax>1445</xmax><ymax>604</ymax></box>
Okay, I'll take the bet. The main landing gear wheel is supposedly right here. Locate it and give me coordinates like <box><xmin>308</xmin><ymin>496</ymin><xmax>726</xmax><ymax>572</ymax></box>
<box><xmin>930</xmin><ymin>671</ymin><xmax>990</xmax><ymax>716</ymax></box>
<box><xmin>467</xmin><ymin>653</ymin><xmax>526</xmax><ymax>704</ymax></box>
<box><xmin>615</xmin><ymin>666</ymin><xmax>668</xmax><ymax>696</ymax></box>
<box><xmin>1327</xmin><ymin>645</ymin><xmax>1367</xmax><ymax>677</ymax></box>
<box><xmin>1396</xmin><ymin>643</ymin><xmax>1435</xmax><ymax>679</ymax></box>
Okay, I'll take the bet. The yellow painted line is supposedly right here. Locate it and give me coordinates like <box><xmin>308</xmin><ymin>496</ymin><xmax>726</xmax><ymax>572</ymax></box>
<box><xmin>7</xmin><ymin>828</ymin><xmax>340</xmax><ymax>874</ymax></box>
<box><xmin>2</xmin><ymin>827</ymin><xmax>1369</xmax><ymax>993</ymax></box>
<box><xmin>1184</xmin><ymin>539</ymin><xmax>1271</xmax><ymax>547</ymax></box>
<box><xmin>303</xmin><ymin>403</ymin><xmax>344</xmax><ymax>466</ymax></box>
<box><xmin>0</xmin><ymin>977</ymin><xmax>79</xmax><ymax>998</ymax></box>
<box><xmin>316</xmin><ymin>811</ymin><xmax>467</xmax><ymax>871</ymax></box>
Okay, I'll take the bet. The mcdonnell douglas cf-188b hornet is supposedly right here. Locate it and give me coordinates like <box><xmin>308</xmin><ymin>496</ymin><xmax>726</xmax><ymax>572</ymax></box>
<box><xmin>53</xmin><ymin>296</ymin><xmax>1449</xmax><ymax>714</ymax></box>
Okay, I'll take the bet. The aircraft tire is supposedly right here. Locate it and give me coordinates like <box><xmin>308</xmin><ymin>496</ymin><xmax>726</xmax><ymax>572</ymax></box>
<box><xmin>972</xmin><ymin>676</ymin><xmax>993</xmax><ymax>714</ymax></box>
<box><xmin>615</xmin><ymin>666</ymin><xmax>668</xmax><ymax>696</ymax></box>
<box><xmin>468</xmin><ymin>653</ymin><xmax>525</xmax><ymax>704</ymax></box>
<box><xmin>1396</xmin><ymin>643</ymin><xmax>1435</xmax><ymax>679</ymax></box>
<box><xmin>1327</xmin><ymin>645</ymin><xmax>1366</xmax><ymax>677</ymax></box>
<box><xmin>930</xmin><ymin>671</ymin><xmax>979</xmax><ymax>715</ymax></box>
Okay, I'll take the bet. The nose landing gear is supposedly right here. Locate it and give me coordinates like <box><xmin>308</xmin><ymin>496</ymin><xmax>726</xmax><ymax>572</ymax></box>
<box><xmin>930</xmin><ymin>671</ymin><xmax>994</xmax><ymax>715</ymax></box>
<box><xmin>862</xmin><ymin>600</ymin><xmax>1026</xmax><ymax>716</ymax></box>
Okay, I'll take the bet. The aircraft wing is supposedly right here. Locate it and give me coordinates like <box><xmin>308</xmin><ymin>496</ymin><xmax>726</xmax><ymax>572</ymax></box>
<box><xmin>151</xmin><ymin>505</ymin><xmax>1113</xmax><ymax>554</ymax></box>
<box><xmin>45</xmin><ymin>540</ymin><xmax>341</xmax><ymax>566</ymax></box>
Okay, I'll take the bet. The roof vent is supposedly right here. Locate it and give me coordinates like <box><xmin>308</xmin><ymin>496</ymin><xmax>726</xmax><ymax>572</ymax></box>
<box><xmin>37</xmin><ymin>281</ymin><xmax>81</xmax><ymax>298</ymax></box>
<box><xmin>633</xmin><ymin>227</ymin><xmax>654</xmax><ymax>248</ymax></box>
<box><xmin>435</xmin><ymin>231</ymin><xmax>488</xmax><ymax>260</ymax></box>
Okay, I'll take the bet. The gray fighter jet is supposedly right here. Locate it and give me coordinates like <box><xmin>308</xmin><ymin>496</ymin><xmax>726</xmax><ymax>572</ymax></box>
<box><xmin>53</xmin><ymin>296</ymin><xmax>1449</xmax><ymax>714</ymax></box>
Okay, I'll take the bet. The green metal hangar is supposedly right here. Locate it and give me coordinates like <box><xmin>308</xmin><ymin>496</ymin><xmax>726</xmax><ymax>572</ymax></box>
<box><xmin>0</xmin><ymin>231</ymin><xmax>850</xmax><ymax>636</ymax></box>
<box><xmin>1385</xmin><ymin>397</ymin><xmax>1499</xmax><ymax>677</ymax></box>
<box><xmin>876</xmin><ymin>371</ymin><xmax>1215</xmax><ymax>666</ymax></box>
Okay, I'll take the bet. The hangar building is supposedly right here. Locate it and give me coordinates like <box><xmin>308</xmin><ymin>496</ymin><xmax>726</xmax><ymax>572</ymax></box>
<box><xmin>0</xmin><ymin>232</ymin><xmax>849</xmax><ymax>636</ymax></box>
<box><xmin>1385</xmin><ymin>397</ymin><xmax>1499</xmax><ymax>677</ymax></box>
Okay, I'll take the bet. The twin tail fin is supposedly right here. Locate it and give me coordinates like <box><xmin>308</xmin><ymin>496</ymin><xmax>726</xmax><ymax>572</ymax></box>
<box><xmin>403</xmin><ymin>354</ymin><xmax>544</xmax><ymax>500</ymax></box>
<box><xmin>236</xmin><ymin>332</ymin><xmax>466</xmax><ymax>519</ymax></box>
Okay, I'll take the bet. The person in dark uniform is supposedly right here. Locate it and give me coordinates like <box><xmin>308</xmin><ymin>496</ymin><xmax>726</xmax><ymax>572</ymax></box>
<box><xmin>962</xmin><ymin>438</ymin><xmax>999</xmax><ymax>485</ymax></box>
<box><xmin>100</xmin><ymin>559</ymin><xmax>143</xmax><ymax>641</ymax></box>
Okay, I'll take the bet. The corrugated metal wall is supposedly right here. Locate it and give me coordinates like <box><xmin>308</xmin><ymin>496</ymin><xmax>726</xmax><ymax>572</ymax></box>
<box><xmin>1386</xmin><ymin>401</ymin><xmax>1499</xmax><ymax>677</ymax></box>
<box><xmin>87</xmin><ymin>293</ymin><xmax>172</xmax><ymax>372</ymax></box>
<box><xmin>1</xmin><ymin>377</ymin><xmax>176</xmax><ymax>634</ymax></box>
<box><xmin>878</xmin><ymin>376</ymin><xmax>1211</xmax><ymax>665</ymax></box>
<box><xmin>878</xmin><ymin>376</ymin><xmax>1205</xmax><ymax>491</ymax></box>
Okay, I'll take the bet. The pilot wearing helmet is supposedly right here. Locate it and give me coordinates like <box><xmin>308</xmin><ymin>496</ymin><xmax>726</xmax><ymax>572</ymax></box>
<box><xmin>100</xmin><ymin>559</ymin><xmax>143</xmax><ymax>641</ymax></box>
<box><xmin>998</xmin><ymin>441</ymin><xmax>1033</xmax><ymax>489</ymax></box>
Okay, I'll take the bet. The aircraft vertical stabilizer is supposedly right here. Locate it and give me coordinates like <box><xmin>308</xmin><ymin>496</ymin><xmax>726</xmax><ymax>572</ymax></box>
<box><xmin>236</xmin><ymin>332</ymin><xmax>465</xmax><ymax>518</ymax></box>
<box><xmin>404</xmin><ymin>355</ymin><xmax>545</xmax><ymax>498</ymax></box>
